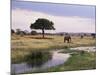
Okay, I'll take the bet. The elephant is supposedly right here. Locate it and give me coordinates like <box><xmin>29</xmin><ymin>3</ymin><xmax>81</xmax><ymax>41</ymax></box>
<box><xmin>64</xmin><ymin>34</ymin><xmax>71</xmax><ymax>43</ymax></box>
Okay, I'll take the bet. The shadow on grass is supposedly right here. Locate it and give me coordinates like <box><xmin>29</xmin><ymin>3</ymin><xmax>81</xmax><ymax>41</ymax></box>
<box><xmin>28</xmin><ymin>36</ymin><xmax>54</xmax><ymax>39</ymax></box>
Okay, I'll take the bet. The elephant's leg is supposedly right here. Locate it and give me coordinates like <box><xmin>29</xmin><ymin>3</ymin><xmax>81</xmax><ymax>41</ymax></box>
<box><xmin>64</xmin><ymin>38</ymin><xmax>66</xmax><ymax>43</ymax></box>
<box><xmin>69</xmin><ymin>38</ymin><xmax>71</xmax><ymax>43</ymax></box>
<box><xmin>67</xmin><ymin>39</ymin><xmax>69</xmax><ymax>43</ymax></box>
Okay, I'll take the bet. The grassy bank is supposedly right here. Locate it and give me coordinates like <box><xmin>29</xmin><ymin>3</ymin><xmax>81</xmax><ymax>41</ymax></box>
<box><xmin>20</xmin><ymin>50</ymin><xmax>96</xmax><ymax>74</ymax></box>
<box><xmin>44</xmin><ymin>51</ymin><xmax>96</xmax><ymax>72</ymax></box>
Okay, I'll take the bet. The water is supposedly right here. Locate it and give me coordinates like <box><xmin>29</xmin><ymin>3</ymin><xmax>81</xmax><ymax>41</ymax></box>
<box><xmin>70</xmin><ymin>46</ymin><xmax>96</xmax><ymax>52</ymax></box>
<box><xmin>11</xmin><ymin>50</ymin><xmax>70</xmax><ymax>74</ymax></box>
<box><xmin>11</xmin><ymin>46</ymin><xmax>96</xmax><ymax>74</ymax></box>
<box><xmin>42</xmin><ymin>50</ymin><xmax>70</xmax><ymax>68</ymax></box>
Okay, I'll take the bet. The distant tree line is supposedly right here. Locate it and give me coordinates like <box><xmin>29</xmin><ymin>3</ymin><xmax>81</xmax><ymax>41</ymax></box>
<box><xmin>11</xmin><ymin>29</ymin><xmax>96</xmax><ymax>38</ymax></box>
<box><xmin>11</xmin><ymin>29</ymin><xmax>38</xmax><ymax>36</ymax></box>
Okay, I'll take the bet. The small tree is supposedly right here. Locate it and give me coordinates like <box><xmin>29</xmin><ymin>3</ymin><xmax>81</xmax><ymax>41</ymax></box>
<box><xmin>30</xmin><ymin>18</ymin><xmax>55</xmax><ymax>38</ymax></box>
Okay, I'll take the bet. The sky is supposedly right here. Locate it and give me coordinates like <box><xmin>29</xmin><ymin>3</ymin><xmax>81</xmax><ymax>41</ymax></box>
<box><xmin>11</xmin><ymin>0</ymin><xmax>96</xmax><ymax>33</ymax></box>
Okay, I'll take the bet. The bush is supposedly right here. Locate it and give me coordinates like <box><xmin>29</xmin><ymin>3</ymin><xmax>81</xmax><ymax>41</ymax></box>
<box><xmin>80</xmin><ymin>51</ymin><xmax>85</xmax><ymax>55</ymax></box>
<box><xmin>31</xmin><ymin>31</ymin><xmax>37</xmax><ymax>35</ymax></box>
<box><xmin>11</xmin><ymin>29</ymin><xmax>15</xmax><ymax>34</ymax></box>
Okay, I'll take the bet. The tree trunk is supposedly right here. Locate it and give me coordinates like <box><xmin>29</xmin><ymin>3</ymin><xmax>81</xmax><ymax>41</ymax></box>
<box><xmin>42</xmin><ymin>29</ymin><xmax>45</xmax><ymax>38</ymax></box>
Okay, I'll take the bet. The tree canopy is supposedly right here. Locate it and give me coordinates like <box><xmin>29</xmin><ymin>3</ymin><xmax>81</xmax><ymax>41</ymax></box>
<box><xmin>30</xmin><ymin>18</ymin><xmax>55</xmax><ymax>38</ymax></box>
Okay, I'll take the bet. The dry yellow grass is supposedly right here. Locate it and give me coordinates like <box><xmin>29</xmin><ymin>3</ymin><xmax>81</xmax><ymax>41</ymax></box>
<box><xmin>11</xmin><ymin>35</ymin><xmax>95</xmax><ymax>50</ymax></box>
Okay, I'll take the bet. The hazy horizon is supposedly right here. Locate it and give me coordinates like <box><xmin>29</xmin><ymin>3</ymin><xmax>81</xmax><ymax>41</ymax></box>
<box><xmin>11</xmin><ymin>0</ymin><xmax>96</xmax><ymax>33</ymax></box>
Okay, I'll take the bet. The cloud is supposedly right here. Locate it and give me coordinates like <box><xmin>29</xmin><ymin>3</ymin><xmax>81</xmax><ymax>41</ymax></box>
<box><xmin>12</xmin><ymin>8</ymin><xmax>95</xmax><ymax>33</ymax></box>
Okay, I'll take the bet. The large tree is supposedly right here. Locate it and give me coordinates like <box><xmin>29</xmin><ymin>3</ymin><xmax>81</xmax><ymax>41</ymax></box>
<box><xmin>30</xmin><ymin>18</ymin><xmax>55</xmax><ymax>38</ymax></box>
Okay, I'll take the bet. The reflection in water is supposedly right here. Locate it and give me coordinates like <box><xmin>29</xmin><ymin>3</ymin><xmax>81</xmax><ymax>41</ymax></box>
<box><xmin>26</xmin><ymin>51</ymin><xmax>52</xmax><ymax>67</ymax></box>
<box><xmin>42</xmin><ymin>50</ymin><xmax>70</xmax><ymax>68</ymax></box>
<box><xmin>11</xmin><ymin>50</ymin><xmax>70</xmax><ymax>74</ymax></box>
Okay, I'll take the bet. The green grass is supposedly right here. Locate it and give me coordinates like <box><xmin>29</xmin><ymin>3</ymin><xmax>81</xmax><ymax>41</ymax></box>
<box><xmin>46</xmin><ymin>51</ymin><xmax>96</xmax><ymax>72</ymax></box>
